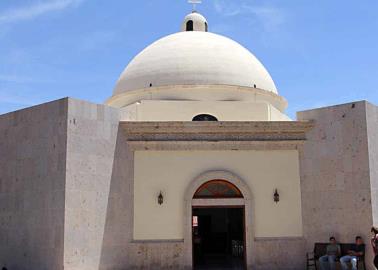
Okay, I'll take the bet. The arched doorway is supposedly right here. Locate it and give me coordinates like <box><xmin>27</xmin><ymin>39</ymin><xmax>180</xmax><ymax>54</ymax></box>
<box><xmin>192</xmin><ymin>180</ymin><xmax>246</xmax><ymax>269</ymax></box>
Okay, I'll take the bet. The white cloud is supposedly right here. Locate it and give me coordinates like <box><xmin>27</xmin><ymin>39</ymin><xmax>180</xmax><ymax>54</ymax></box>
<box><xmin>0</xmin><ymin>0</ymin><xmax>84</xmax><ymax>25</ymax></box>
<box><xmin>214</xmin><ymin>0</ymin><xmax>242</xmax><ymax>17</ymax></box>
<box><xmin>213</xmin><ymin>0</ymin><xmax>285</xmax><ymax>32</ymax></box>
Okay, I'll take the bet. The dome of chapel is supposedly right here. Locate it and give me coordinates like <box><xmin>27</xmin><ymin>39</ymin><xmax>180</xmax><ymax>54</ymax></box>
<box><xmin>108</xmin><ymin>12</ymin><xmax>284</xmax><ymax>110</ymax></box>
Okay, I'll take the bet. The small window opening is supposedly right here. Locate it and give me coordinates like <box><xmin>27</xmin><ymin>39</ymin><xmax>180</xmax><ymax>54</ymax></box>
<box><xmin>186</xmin><ymin>20</ymin><xmax>194</xmax><ymax>31</ymax></box>
<box><xmin>205</xmin><ymin>22</ymin><xmax>208</xmax><ymax>32</ymax></box>
<box><xmin>149</xmin><ymin>83</ymin><xmax>152</xmax><ymax>87</ymax></box>
<box><xmin>253</xmin><ymin>84</ymin><xmax>256</xmax><ymax>88</ymax></box>
<box><xmin>192</xmin><ymin>114</ymin><xmax>218</xmax><ymax>121</ymax></box>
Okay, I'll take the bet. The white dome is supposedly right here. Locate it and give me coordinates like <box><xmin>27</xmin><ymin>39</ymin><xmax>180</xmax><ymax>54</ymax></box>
<box><xmin>113</xmin><ymin>31</ymin><xmax>278</xmax><ymax>96</ymax></box>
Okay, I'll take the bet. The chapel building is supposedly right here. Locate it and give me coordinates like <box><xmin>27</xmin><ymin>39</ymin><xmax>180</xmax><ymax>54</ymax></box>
<box><xmin>0</xmin><ymin>11</ymin><xmax>378</xmax><ymax>270</ymax></box>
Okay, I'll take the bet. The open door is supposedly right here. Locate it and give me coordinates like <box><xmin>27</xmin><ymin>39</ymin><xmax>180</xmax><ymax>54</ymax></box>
<box><xmin>192</xmin><ymin>207</ymin><xmax>245</xmax><ymax>269</ymax></box>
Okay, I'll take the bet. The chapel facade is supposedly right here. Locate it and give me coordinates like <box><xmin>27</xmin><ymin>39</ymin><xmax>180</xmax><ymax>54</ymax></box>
<box><xmin>0</xmin><ymin>11</ymin><xmax>378</xmax><ymax>270</ymax></box>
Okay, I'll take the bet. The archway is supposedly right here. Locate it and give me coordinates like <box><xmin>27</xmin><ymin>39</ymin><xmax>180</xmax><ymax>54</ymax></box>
<box><xmin>186</xmin><ymin>20</ymin><xmax>194</xmax><ymax>31</ymax></box>
<box><xmin>192</xmin><ymin>180</ymin><xmax>245</xmax><ymax>269</ymax></box>
<box><xmin>184</xmin><ymin>171</ymin><xmax>254</xmax><ymax>270</ymax></box>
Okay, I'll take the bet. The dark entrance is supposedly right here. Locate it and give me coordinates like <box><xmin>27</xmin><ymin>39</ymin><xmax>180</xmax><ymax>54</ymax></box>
<box><xmin>192</xmin><ymin>207</ymin><xmax>245</xmax><ymax>270</ymax></box>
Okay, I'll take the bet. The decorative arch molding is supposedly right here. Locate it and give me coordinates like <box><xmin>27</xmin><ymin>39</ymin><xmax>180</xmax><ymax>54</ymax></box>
<box><xmin>194</xmin><ymin>179</ymin><xmax>243</xmax><ymax>198</ymax></box>
<box><xmin>183</xmin><ymin>170</ymin><xmax>255</xmax><ymax>268</ymax></box>
<box><xmin>185</xmin><ymin>170</ymin><xmax>252</xmax><ymax>201</ymax></box>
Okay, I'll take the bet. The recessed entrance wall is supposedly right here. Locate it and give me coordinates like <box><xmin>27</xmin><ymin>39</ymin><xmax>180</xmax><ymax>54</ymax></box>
<box><xmin>133</xmin><ymin>150</ymin><xmax>303</xmax><ymax>268</ymax></box>
<box><xmin>133</xmin><ymin>150</ymin><xmax>303</xmax><ymax>241</ymax></box>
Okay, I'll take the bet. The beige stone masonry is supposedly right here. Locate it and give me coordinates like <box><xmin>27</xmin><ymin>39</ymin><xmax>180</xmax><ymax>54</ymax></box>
<box><xmin>120</xmin><ymin>121</ymin><xmax>314</xmax><ymax>142</ymax></box>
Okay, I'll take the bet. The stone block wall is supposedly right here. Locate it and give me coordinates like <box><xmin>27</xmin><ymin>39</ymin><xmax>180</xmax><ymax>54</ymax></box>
<box><xmin>0</xmin><ymin>99</ymin><xmax>68</xmax><ymax>270</ymax></box>
<box><xmin>64</xmin><ymin>98</ymin><xmax>121</xmax><ymax>270</ymax></box>
<box><xmin>0</xmin><ymin>97</ymin><xmax>188</xmax><ymax>270</ymax></box>
<box><xmin>1</xmin><ymin>97</ymin><xmax>376</xmax><ymax>270</ymax></box>
<box><xmin>298</xmin><ymin>101</ymin><xmax>375</xmax><ymax>270</ymax></box>
<box><xmin>64</xmin><ymin>99</ymin><xmax>186</xmax><ymax>270</ymax></box>
<box><xmin>366</xmin><ymin>103</ymin><xmax>378</xmax><ymax>227</ymax></box>
<box><xmin>254</xmin><ymin>238</ymin><xmax>305</xmax><ymax>270</ymax></box>
<box><xmin>97</xmin><ymin>126</ymin><xmax>132</xmax><ymax>270</ymax></box>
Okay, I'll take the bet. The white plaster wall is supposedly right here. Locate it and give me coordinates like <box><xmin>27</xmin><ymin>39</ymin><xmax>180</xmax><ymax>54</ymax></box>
<box><xmin>133</xmin><ymin>150</ymin><xmax>302</xmax><ymax>240</ymax></box>
<box><xmin>119</xmin><ymin>100</ymin><xmax>290</xmax><ymax>121</ymax></box>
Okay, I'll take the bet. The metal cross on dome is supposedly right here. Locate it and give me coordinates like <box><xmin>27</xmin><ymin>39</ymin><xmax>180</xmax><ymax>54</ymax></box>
<box><xmin>188</xmin><ymin>0</ymin><xmax>202</xmax><ymax>11</ymax></box>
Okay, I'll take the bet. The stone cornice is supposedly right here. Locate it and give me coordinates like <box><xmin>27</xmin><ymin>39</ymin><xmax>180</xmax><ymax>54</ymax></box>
<box><xmin>120</xmin><ymin>121</ymin><xmax>314</xmax><ymax>142</ymax></box>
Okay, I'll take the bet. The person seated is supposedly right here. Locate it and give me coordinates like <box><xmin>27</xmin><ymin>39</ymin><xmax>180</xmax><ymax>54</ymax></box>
<box><xmin>371</xmin><ymin>227</ymin><xmax>378</xmax><ymax>269</ymax></box>
<box><xmin>340</xmin><ymin>236</ymin><xmax>365</xmax><ymax>270</ymax></box>
<box><xmin>319</xmin><ymin>236</ymin><xmax>341</xmax><ymax>270</ymax></box>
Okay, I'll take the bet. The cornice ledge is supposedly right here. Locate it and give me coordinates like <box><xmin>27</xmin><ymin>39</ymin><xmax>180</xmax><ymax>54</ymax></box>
<box><xmin>120</xmin><ymin>121</ymin><xmax>315</xmax><ymax>142</ymax></box>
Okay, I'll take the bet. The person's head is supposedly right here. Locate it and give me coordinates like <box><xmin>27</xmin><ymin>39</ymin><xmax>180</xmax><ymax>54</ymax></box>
<box><xmin>371</xmin><ymin>227</ymin><xmax>378</xmax><ymax>235</ymax></box>
<box><xmin>329</xmin><ymin>236</ymin><xmax>336</xmax><ymax>244</ymax></box>
<box><xmin>355</xmin><ymin>236</ymin><xmax>363</xmax><ymax>245</ymax></box>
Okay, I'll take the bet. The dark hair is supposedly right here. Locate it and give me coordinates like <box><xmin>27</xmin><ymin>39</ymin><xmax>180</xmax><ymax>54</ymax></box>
<box><xmin>356</xmin><ymin>236</ymin><xmax>362</xmax><ymax>241</ymax></box>
<box><xmin>372</xmin><ymin>227</ymin><xmax>378</xmax><ymax>234</ymax></box>
<box><xmin>330</xmin><ymin>236</ymin><xmax>336</xmax><ymax>241</ymax></box>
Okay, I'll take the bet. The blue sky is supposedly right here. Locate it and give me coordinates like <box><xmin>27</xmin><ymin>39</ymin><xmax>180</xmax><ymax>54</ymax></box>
<box><xmin>0</xmin><ymin>0</ymin><xmax>377</xmax><ymax>118</ymax></box>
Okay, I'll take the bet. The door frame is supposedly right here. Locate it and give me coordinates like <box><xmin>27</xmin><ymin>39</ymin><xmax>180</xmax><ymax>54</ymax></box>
<box><xmin>184</xmin><ymin>171</ymin><xmax>254</xmax><ymax>269</ymax></box>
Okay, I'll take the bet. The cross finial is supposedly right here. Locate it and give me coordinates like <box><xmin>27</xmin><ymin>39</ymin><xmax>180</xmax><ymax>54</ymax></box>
<box><xmin>188</xmin><ymin>0</ymin><xmax>202</xmax><ymax>12</ymax></box>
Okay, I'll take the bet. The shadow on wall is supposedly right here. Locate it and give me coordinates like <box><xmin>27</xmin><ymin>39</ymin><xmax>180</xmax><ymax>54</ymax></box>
<box><xmin>97</xmin><ymin>126</ymin><xmax>186</xmax><ymax>269</ymax></box>
<box><xmin>99</xmin><ymin>127</ymin><xmax>131</xmax><ymax>270</ymax></box>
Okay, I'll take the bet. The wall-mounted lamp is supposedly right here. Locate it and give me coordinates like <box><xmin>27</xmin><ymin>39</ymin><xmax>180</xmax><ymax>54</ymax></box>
<box><xmin>274</xmin><ymin>189</ymin><xmax>280</xmax><ymax>203</ymax></box>
<box><xmin>158</xmin><ymin>191</ymin><xmax>164</xmax><ymax>205</ymax></box>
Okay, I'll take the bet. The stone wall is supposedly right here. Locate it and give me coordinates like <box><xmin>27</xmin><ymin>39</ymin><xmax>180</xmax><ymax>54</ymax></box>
<box><xmin>0</xmin><ymin>99</ymin><xmax>68</xmax><ymax>270</ymax></box>
<box><xmin>254</xmin><ymin>238</ymin><xmax>305</xmax><ymax>270</ymax></box>
<box><xmin>97</xmin><ymin>125</ymin><xmax>133</xmax><ymax>270</ymax></box>
<box><xmin>63</xmin><ymin>99</ymin><xmax>185</xmax><ymax>270</ymax></box>
<box><xmin>0</xmin><ymin>97</ymin><xmax>189</xmax><ymax>270</ymax></box>
<box><xmin>64</xmin><ymin>98</ymin><xmax>120</xmax><ymax>270</ymax></box>
<box><xmin>2</xmin><ymin>97</ymin><xmax>376</xmax><ymax>270</ymax></box>
<box><xmin>366</xmin><ymin>102</ymin><xmax>378</xmax><ymax>227</ymax></box>
<box><xmin>298</xmin><ymin>101</ymin><xmax>375</xmax><ymax>270</ymax></box>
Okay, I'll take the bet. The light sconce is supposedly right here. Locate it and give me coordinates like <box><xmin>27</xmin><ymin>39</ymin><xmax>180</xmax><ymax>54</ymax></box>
<box><xmin>158</xmin><ymin>191</ymin><xmax>164</xmax><ymax>205</ymax></box>
<box><xmin>274</xmin><ymin>189</ymin><xmax>280</xmax><ymax>203</ymax></box>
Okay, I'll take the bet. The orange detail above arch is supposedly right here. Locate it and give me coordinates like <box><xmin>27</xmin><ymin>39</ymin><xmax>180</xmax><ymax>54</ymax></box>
<box><xmin>193</xmin><ymin>179</ymin><xmax>243</xmax><ymax>199</ymax></box>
